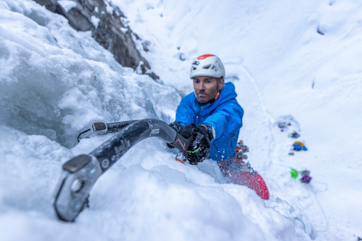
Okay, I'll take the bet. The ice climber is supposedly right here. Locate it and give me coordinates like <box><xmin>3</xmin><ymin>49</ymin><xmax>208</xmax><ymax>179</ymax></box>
<box><xmin>60</xmin><ymin>55</ymin><xmax>267</xmax><ymax>222</ymax></box>
<box><xmin>169</xmin><ymin>54</ymin><xmax>244</xmax><ymax>167</ymax></box>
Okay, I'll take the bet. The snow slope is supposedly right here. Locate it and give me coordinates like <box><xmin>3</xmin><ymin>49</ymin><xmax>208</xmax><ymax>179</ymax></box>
<box><xmin>0</xmin><ymin>0</ymin><xmax>361</xmax><ymax>240</ymax></box>
<box><xmin>114</xmin><ymin>0</ymin><xmax>362</xmax><ymax>240</ymax></box>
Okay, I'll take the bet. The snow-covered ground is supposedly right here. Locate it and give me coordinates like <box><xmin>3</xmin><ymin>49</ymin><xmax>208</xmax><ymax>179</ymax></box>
<box><xmin>0</xmin><ymin>0</ymin><xmax>361</xmax><ymax>240</ymax></box>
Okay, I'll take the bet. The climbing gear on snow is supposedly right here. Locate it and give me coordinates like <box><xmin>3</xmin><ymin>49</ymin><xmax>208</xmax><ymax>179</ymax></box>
<box><xmin>290</xmin><ymin>168</ymin><xmax>312</xmax><ymax>184</ymax></box>
<box><xmin>288</xmin><ymin>131</ymin><xmax>300</xmax><ymax>139</ymax></box>
<box><xmin>292</xmin><ymin>141</ymin><xmax>308</xmax><ymax>151</ymax></box>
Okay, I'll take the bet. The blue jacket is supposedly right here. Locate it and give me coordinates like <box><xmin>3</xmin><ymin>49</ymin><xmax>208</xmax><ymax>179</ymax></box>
<box><xmin>175</xmin><ymin>82</ymin><xmax>244</xmax><ymax>162</ymax></box>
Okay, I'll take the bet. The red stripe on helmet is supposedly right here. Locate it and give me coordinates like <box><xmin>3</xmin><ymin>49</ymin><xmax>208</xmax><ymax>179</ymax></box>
<box><xmin>197</xmin><ymin>54</ymin><xmax>215</xmax><ymax>60</ymax></box>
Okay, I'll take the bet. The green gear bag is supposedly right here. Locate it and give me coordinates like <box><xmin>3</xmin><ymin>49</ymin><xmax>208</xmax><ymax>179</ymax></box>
<box><xmin>290</xmin><ymin>168</ymin><xmax>299</xmax><ymax>179</ymax></box>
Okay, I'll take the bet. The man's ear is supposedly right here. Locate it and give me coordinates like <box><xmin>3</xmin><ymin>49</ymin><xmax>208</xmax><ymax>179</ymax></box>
<box><xmin>219</xmin><ymin>78</ymin><xmax>225</xmax><ymax>89</ymax></box>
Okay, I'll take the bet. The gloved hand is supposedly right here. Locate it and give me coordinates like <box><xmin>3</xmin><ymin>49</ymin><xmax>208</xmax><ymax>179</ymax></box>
<box><xmin>169</xmin><ymin>122</ymin><xmax>184</xmax><ymax>133</ymax></box>
<box><xmin>180</xmin><ymin>123</ymin><xmax>211</xmax><ymax>165</ymax></box>
<box><xmin>167</xmin><ymin>122</ymin><xmax>184</xmax><ymax>149</ymax></box>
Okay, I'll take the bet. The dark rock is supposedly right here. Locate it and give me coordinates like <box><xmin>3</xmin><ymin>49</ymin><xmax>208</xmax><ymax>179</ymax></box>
<box><xmin>329</xmin><ymin>0</ymin><xmax>336</xmax><ymax>6</ymax></box>
<box><xmin>146</xmin><ymin>72</ymin><xmax>160</xmax><ymax>82</ymax></box>
<box><xmin>35</xmin><ymin>0</ymin><xmax>58</xmax><ymax>12</ymax></box>
<box><xmin>33</xmin><ymin>0</ymin><xmax>159</xmax><ymax>80</ymax></box>
<box><xmin>317</xmin><ymin>26</ymin><xmax>325</xmax><ymax>35</ymax></box>
<box><xmin>142</xmin><ymin>40</ymin><xmax>151</xmax><ymax>52</ymax></box>
<box><xmin>66</xmin><ymin>7</ymin><xmax>93</xmax><ymax>31</ymax></box>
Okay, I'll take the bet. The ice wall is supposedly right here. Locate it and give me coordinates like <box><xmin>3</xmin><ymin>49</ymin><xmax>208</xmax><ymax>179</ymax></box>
<box><xmin>0</xmin><ymin>0</ymin><xmax>179</xmax><ymax>147</ymax></box>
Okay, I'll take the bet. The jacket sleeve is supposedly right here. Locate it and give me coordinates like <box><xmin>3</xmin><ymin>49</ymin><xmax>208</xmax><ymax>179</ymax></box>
<box><xmin>175</xmin><ymin>96</ymin><xmax>195</xmax><ymax>126</ymax></box>
<box><xmin>202</xmin><ymin>101</ymin><xmax>244</xmax><ymax>141</ymax></box>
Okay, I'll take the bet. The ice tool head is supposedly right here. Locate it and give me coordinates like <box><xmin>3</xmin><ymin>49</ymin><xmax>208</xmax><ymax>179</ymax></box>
<box><xmin>53</xmin><ymin>154</ymin><xmax>102</xmax><ymax>222</ymax></box>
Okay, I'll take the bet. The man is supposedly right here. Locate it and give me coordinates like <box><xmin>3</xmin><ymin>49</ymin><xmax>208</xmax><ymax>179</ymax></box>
<box><xmin>170</xmin><ymin>54</ymin><xmax>244</xmax><ymax>167</ymax></box>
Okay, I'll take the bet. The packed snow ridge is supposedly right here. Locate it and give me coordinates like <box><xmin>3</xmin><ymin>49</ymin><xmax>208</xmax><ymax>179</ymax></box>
<box><xmin>1</xmin><ymin>0</ymin><xmax>362</xmax><ymax>241</ymax></box>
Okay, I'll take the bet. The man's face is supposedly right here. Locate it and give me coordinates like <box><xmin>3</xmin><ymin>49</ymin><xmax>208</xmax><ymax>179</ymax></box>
<box><xmin>193</xmin><ymin>76</ymin><xmax>224</xmax><ymax>104</ymax></box>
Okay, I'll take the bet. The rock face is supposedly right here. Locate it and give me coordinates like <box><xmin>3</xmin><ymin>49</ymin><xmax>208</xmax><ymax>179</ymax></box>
<box><xmin>33</xmin><ymin>0</ymin><xmax>159</xmax><ymax>80</ymax></box>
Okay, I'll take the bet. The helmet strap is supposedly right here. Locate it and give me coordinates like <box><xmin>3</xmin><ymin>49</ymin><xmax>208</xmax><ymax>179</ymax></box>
<box><xmin>215</xmin><ymin>92</ymin><xmax>220</xmax><ymax>100</ymax></box>
<box><xmin>215</xmin><ymin>80</ymin><xmax>220</xmax><ymax>100</ymax></box>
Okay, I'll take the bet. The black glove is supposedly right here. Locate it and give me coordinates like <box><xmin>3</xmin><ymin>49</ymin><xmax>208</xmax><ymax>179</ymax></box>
<box><xmin>180</xmin><ymin>124</ymin><xmax>211</xmax><ymax>165</ymax></box>
<box><xmin>169</xmin><ymin>122</ymin><xmax>184</xmax><ymax>133</ymax></box>
<box><xmin>167</xmin><ymin>122</ymin><xmax>184</xmax><ymax>149</ymax></box>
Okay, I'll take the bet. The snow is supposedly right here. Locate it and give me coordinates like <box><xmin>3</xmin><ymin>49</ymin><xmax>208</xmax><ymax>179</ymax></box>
<box><xmin>90</xmin><ymin>16</ymin><xmax>100</xmax><ymax>27</ymax></box>
<box><xmin>0</xmin><ymin>0</ymin><xmax>361</xmax><ymax>240</ymax></box>
<box><xmin>58</xmin><ymin>0</ymin><xmax>77</xmax><ymax>12</ymax></box>
<box><xmin>113</xmin><ymin>0</ymin><xmax>362</xmax><ymax>240</ymax></box>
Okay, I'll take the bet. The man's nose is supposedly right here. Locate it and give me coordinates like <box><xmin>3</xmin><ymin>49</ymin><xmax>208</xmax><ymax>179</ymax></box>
<box><xmin>197</xmin><ymin>82</ymin><xmax>205</xmax><ymax>91</ymax></box>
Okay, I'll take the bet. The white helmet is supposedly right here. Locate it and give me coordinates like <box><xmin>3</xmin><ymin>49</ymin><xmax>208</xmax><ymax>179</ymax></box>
<box><xmin>190</xmin><ymin>54</ymin><xmax>225</xmax><ymax>79</ymax></box>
